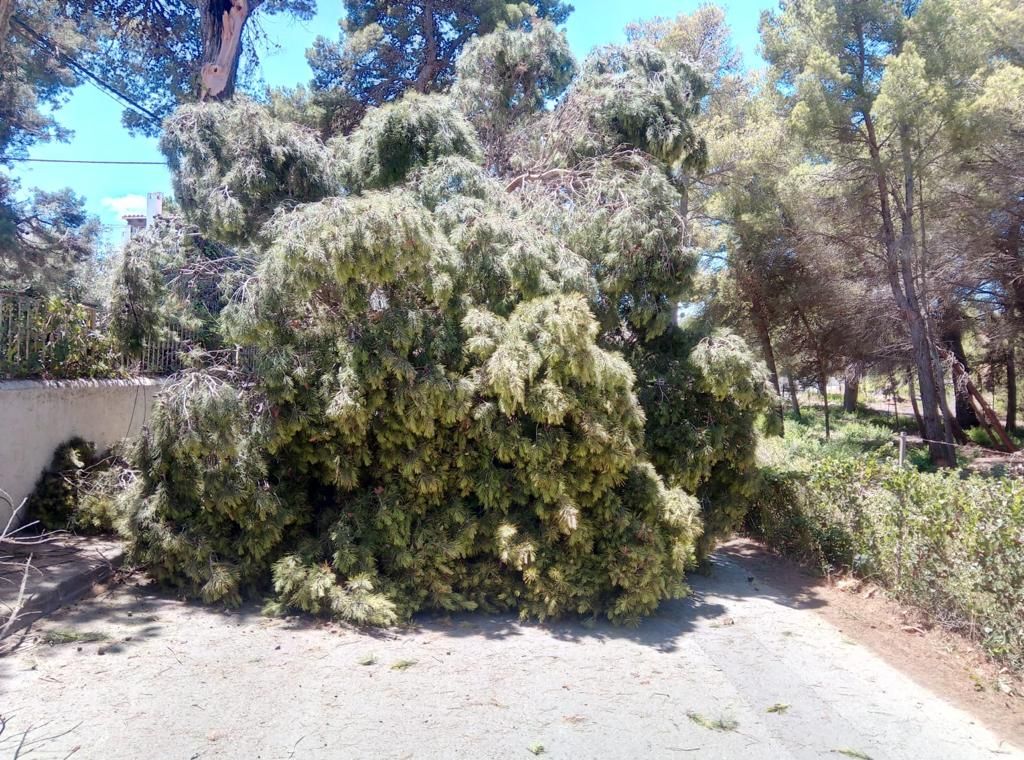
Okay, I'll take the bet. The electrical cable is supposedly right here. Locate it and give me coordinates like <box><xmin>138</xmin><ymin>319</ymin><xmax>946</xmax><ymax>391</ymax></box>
<box><xmin>10</xmin><ymin>15</ymin><xmax>163</xmax><ymax>127</ymax></box>
<box><xmin>8</xmin><ymin>157</ymin><xmax>166</xmax><ymax>165</ymax></box>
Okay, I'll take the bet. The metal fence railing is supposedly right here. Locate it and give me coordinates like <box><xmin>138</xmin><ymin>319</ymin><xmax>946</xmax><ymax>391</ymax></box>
<box><xmin>137</xmin><ymin>328</ymin><xmax>198</xmax><ymax>375</ymax></box>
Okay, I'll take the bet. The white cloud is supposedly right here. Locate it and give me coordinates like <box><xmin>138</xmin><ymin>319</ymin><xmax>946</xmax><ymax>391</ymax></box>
<box><xmin>101</xmin><ymin>194</ymin><xmax>147</xmax><ymax>217</ymax></box>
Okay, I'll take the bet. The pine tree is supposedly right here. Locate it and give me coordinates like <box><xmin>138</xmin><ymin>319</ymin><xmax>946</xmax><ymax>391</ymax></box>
<box><xmin>112</xmin><ymin>21</ymin><xmax>771</xmax><ymax>626</ymax></box>
<box><xmin>457</xmin><ymin>24</ymin><xmax>773</xmax><ymax>552</ymax></box>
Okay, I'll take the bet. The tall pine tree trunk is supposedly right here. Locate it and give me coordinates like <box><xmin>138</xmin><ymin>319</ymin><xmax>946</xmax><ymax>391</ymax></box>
<box><xmin>819</xmin><ymin>366</ymin><xmax>830</xmax><ymax>441</ymax></box>
<box><xmin>843</xmin><ymin>363</ymin><xmax>860</xmax><ymax>413</ymax></box>
<box><xmin>906</xmin><ymin>368</ymin><xmax>925</xmax><ymax>437</ymax></box>
<box><xmin>751</xmin><ymin>306</ymin><xmax>784</xmax><ymax>431</ymax></box>
<box><xmin>1007</xmin><ymin>344</ymin><xmax>1017</xmax><ymax>433</ymax></box>
<box><xmin>199</xmin><ymin>0</ymin><xmax>251</xmax><ymax>100</ymax></box>
<box><xmin>414</xmin><ymin>0</ymin><xmax>443</xmax><ymax>93</ymax></box>
<box><xmin>941</xmin><ymin>316</ymin><xmax>980</xmax><ymax>429</ymax></box>
<box><xmin>863</xmin><ymin>114</ymin><xmax>954</xmax><ymax>466</ymax></box>
<box><xmin>787</xmin><ymin>371</ymin><xmax>802</xmax><ymax>420</ymax></box>
<box><xmin>0</xmin><ymin>0</ymin><xmax>14</xmax><ymax>61</ymax></box>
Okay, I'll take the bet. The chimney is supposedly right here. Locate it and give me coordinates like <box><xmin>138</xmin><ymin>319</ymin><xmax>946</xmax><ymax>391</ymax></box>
<box><xmin>146</xmin><ymin>192</ymin><xmax>164</xmax><ymax>226</ymax></box>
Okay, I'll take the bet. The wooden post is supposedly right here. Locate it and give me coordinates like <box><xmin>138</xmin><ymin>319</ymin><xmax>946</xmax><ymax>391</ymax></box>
<box><xmin>899</xmin><ymin>431</ymin><xmax>906</xmax><ymax>468</ymax></box>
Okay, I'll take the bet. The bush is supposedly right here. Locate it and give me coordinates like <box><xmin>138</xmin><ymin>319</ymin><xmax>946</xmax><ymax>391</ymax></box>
<box><xmin>113</xmin><ymin>30</ymin><xmax>768</xmax><ymax>628</ymax></box>
<box><xmin>25</xmin><ymin>438</ymin><xmax>127</xmax><ymax>533</ymax></box>
<box><xmin>747</xmin><ymin>451</ymin><xmax>1024</xmax><ymax>670</ymax></box>
<box><xmin>25</xmin><ymin>438</ymin><xmax>98</xmax><ymax>531</ymax></box>
<box><xmin>1</xmin><ymin>297</ymin><xmax>124</xmax><ymax>380</ymax></box>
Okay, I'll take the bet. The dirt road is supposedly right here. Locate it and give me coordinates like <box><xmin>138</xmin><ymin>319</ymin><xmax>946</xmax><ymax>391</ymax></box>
<box><xmin>2</xmin><ymin>543</ymin><xmax>1020</xmax><ymax>759</ymax></box>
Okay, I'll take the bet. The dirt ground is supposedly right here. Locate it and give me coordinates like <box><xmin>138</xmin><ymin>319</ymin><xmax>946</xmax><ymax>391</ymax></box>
<box><xmin>1</xmin><ymin>539</ymin><xmax>1022</xmax><ymax>759</ymax></box>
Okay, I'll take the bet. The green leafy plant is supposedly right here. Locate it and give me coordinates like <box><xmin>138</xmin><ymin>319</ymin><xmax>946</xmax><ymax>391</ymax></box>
<box><xmin>1</xmin><ymin>297</ymin><xmax>124</xmax><ymax>380</ymax></box>
<box><xmin>748</xmin><ymin>414</ymin><xmax>1024</xmax><ymax>670</ymax></box>
<box><xmin>25</xmin><ymin>438</ymin><xmax>131</xmax><ymax>533</ymax></box>
<box><xmin>112</xmin><ymin>23</ymin><xmax>767</xmax><ymax>629</ymax></box>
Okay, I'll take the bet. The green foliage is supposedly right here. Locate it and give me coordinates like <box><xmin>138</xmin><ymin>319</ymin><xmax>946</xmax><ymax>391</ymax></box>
<box><xmin>118</xmin><ymin>88</ymin><xmax>716</xmax><ymax>626</ymax></box>
<box><xmin>129</xmin><ymin>371</ymin><xmax>302</xmax><ymax>607</ymax></box>
<box><xmin>633</xmin><ymin>329</ymin><xmax>773</xmax><ymax>555</ymax></box>
<box><xmin>118</xmin><ymin>22</ymin><xmax>769</xmax><ymax>628</ymax></box>
<box><xmin>339</xmin><ymin>94</ymin><xmax>482</xmax><ymax>191</ymax></box>
<box><xmin>452</xmin><ymin>20</ymin><xmax>575</xmax><ymax>169</ymax></box>
<box><xmin>162</xmin><ymin>100</ymin><xmax>338</xmax><ymax>245</ymax></box>
<box><xmin>108</xmin><ymin>216</ymin><xmax>245</xmax><ymax>360</ymax></box>
<box><xmin>107</xmin><ymin>238</ymin><xmax>168</xmax><ymax>358</ymax></box>
<box><xmin>0</xmin><ymin>189</ymin><xmax>102</xmax><ymax>296</ymax></box>
<box><xmin>574</xmin><ymin>44</ymin><xmax>707</xmax><ymax>168</ymax></box>
<box><xmin>307</xmin><ymin>0</ymin><xmax>573</xmax><ymax>135</ymax></box>
<box><xmin>25</xmin><ymin>437</ymin><xmax>133</xmax><ymax>533</ymax></box>
<box><xmin>26</xmin><ymin>438</ymin><xmax>97</xmax><ymax>531</ymax></box>
<box><xmin>1</xmin><ymin>297</ymin><xmax>124</xmax><ymax>380</ymax></box>
<box><xmin>489</xmin><ymin>35</ymin><xmax>772</xmax><ymax>559</ymax></box>
<box><xmin>749</xmin><ymin>414</ymin><xmax>1024</xmax><ymax>670</ymax></box>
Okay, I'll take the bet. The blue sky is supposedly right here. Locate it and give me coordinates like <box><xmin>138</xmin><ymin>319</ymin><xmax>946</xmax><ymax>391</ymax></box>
<box><xmin>11</xmin><ymin>0</ymin><xmax>772</xmax><ymax>240</ymax></box>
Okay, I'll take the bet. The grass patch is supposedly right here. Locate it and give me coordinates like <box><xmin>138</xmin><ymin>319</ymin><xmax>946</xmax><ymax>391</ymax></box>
<box><xmin>528</xmin><ymin>743</ymin><xmax>545</xmax><ymax>755</ymax></box>
<box><xmin>357</xmin><ymin>653</ymin><xmax>377</xmax><ymax>666</ymax></box>
<box><xmin>42</xmin><ymin>629</ymin><xmax>109</xmax><ymax>646</ymax></box>
<box><xmin>390</xmin><ymin>659</ymin><xmax>417</xmax><ymax>671</ymax></box>
<box><xmin>766</xmin><ymin>703</ymin><xmax>790</xmax><ymax>714</ymax></box>
<box><xmin>832</xmin><ymin>750</ymin><xmax>873</xmax><ymax>760</ymax></box>
<box><xmin>686</xmin><ymin>712</ymin><xmax>738</xmax><ymax>732</ymax></box>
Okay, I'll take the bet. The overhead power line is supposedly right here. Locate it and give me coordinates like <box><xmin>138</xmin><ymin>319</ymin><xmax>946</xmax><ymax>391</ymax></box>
<box><xmin>9</xmin><ymin>157</ymin><xmax>167</xmax><ymax>166</ymax></box>
<box><xmin>10</xmin><ymin>15</ymin><xmax>163</xmax><ymax>127</ymax></box>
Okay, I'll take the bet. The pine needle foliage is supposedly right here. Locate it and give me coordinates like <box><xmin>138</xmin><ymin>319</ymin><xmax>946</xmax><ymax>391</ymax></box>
<box><xmin>116</xmin><ymin>23</ymin><xmax>771</xmax><ymax>626</ymax></box>
<box><xmin>477</xmin><ymin>28</ymin><xmax>774</xmax><ymax>549</ymax></box>
<box><xmin>27</xmin><ymin>438</ymin><xmax>99</xmax><ymax>531</ymax></box>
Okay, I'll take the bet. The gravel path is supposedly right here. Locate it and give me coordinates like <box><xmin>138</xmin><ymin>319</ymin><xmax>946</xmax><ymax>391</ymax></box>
<box><xmin>2</xmin><ymin>547</ymin><xmax>1020</xmax><ymax>759</ymax></box>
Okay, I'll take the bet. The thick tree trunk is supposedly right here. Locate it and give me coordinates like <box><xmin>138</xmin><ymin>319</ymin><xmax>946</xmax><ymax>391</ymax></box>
<box><xmin>787</xmin><ymin>371</ymin><xmax>801</xmax><ymax>420</ymax></box>
<box><xmin>941</xmin><ymin>317</ymin><xmax>981</xmax><ymax>430</ymax></box>
<box><xmin>965</xmin><ymin>371</ymin><xmax>1017</xmax><ymax>452</ymax></box>
<box><xmin>902</xmin><ymin>248</ymin><xmax>953</xmax><ymax>463</ymax></box>
<box><xmin>819</xmin><ymin>368</ymin><xmax>830</xmax><ymax>441</ymax></box>
<box><xmin>949</xmin><ymin>357</ymin><xmax>1017</xmax><ymax>452</ymax></box>
<box><xmin>1007</xmin><ymin>345</ymin><xmax>1017</xmax><ymax>433</ymax></box>
<box><xmin>751</xmin><ymin>307</ymin><xmax>784</xmax><ymax>430</ymax></box>
<box><xmin>906</xmin><ymin>369</ymin><xmax>925</xmax><ymax>437</ymax></box>
<box><xmin>842</xmin><ymin>363</ymin><xmax>860</xmax><ymax>413</ymax></box>
<box><xmin>863</xmin><ymin>113</ymin><xmax>954</xmax><ymax>465</ymax></box>
<box><xmin>930</xmin><ymin>340</ymin><xmax>962</xmax><ymax>446</ymax></box>
<box><xmin>199</xmin><ymin>0</ymin><xmax>251</xmax><ymax>101</ymax></box>
<box><xmin>414</xmin><ymin>0</ymin><xmax>442</xmax><ymax>93</ymax></box>
<box><xmin>0</xmin><ymin>0</ymin><xmax>14</xmax><ymax>61</ymax></box>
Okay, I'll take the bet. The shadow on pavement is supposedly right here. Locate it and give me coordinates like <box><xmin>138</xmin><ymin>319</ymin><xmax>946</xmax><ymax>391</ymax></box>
<box><xmin>0</xmin><ymin>537</ymin><xmax>831</xmax><ymax>662</ymax></box>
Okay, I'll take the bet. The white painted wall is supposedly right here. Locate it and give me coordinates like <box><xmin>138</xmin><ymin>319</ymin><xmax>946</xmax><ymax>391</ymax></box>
<box><xmin>0</xmin><ymin>378</ymin><xmax>164</xmax><ymax>528</ymax></box>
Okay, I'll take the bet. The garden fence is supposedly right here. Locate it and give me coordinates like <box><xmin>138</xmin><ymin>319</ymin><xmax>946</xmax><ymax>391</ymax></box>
<box><xmin>1</xmin><ymin>292</ymin><xmax>200</xmax><ymax>378</ymax></box>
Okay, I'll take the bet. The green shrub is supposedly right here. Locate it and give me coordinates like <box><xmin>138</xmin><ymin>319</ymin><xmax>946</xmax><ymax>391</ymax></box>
<box><xmin>25</xmin><ymin>438</ymin><xmax>130</xmax><ymax>534</ymax></box>
<box><xmin>112</xmin><ymin>31</ymin><xmax>768</xmax><ymax>628</ymax></box>
<box><xmin>747</xmin><ymin>452</ymin><xmax>1024</xmax><ymax>670</ymax></box>
<box><xmin>26</xmin><ymin>438</ymin><xmax>97</xmax><ymax>530</ymax></box>
<box><xmin>2</xmin><ymin>297</ymin><xmax>124</xmax><ymax>380</ymax></box>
